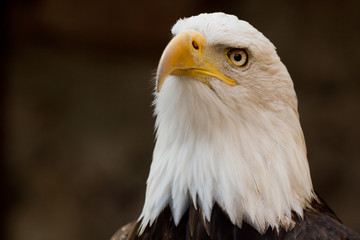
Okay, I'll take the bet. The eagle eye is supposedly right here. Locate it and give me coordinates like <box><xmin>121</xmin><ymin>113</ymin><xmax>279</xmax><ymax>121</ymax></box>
<box><xmin>226</xmin><ymin>49</ymin><xmax>248</xmax><ymax>67</ymax></box>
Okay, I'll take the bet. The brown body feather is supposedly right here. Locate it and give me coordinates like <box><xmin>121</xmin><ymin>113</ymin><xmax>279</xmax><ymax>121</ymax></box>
<box><xmin>111</xmin><ymin>198</ymin><xmax>360</xmax><ymax>240</ymax></box>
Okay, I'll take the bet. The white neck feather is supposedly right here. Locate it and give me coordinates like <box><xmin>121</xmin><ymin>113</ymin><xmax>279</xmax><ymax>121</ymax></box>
<box><xmin>139</xmin><ymin>76</ymin><xmax>314</xmax><ymax>234</ymax></box>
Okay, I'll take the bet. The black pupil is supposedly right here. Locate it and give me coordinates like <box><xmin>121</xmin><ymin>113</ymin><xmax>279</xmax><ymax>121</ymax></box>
<box><xmin>233</xmin><ymin>52</ymin><xmax>242</xmax><ymax>62</ymax></box>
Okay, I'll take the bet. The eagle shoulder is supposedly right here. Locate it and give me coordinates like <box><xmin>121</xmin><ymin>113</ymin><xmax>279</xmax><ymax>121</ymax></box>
<box><xmin>111</xmin><ymin>221</ymin><xmax>138</xmax><ymax>240</ymax></box>
<box><xmin>284</xmin><ymin>212</ymin><xmax>360</xmax><ymax>240</ymax></box>
<box><xmin>282</xmin><ymin>198</ymin><xmax>360</xmax><ymax>240</ymax></box>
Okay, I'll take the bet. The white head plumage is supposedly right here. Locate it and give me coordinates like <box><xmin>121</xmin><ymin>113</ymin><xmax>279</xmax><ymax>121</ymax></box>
<box><xmin>139</xmin><ymin>12</ymin><xmax>314</xmax><ymax>234</ymax></box>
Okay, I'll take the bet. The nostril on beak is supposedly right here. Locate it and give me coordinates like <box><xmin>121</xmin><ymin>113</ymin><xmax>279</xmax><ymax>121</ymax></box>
<box><xmin>192</xmin><ymin>40</ymin><xmax>199</xmax><ymax>50</ymax></box>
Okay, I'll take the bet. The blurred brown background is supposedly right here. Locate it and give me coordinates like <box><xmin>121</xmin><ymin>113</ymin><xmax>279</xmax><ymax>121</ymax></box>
<box><xmin>1</xmin><ymin>0</ymin><xmax>359</xmax><ymax>239</ymax></box>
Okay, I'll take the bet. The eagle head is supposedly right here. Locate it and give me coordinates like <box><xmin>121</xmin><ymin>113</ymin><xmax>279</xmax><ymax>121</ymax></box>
<box><xmin>140</xmin><ymin>12</ymin><xmax>314</xmax><ymax>234</ymax></box>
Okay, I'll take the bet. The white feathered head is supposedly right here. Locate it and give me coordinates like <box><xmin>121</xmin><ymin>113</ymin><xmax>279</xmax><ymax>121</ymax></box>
<box><xmin>140</xmin><ymin>12</ymin><xmax>314</xmax><ymax>234</ymax></box>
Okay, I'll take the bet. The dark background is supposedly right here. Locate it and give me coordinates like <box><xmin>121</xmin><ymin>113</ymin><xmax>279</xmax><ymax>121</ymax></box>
<box><xmin>1</xmin><ymin>1</ymin><xmax>359</xmax><ymax>240</ymax></box>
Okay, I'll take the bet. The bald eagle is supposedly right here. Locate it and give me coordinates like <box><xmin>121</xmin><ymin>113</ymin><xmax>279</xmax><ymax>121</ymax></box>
<box><xmin>111</xmin><ymin>13</ymin><xmax>360</xmax><ymax>240</ymax></box>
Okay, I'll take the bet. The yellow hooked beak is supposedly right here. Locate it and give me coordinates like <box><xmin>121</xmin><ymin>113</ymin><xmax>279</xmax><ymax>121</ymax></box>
<box><xmin>156</xmin><ymin>30</ymin><xmax>236</xmax><ymax>92</ymax></box>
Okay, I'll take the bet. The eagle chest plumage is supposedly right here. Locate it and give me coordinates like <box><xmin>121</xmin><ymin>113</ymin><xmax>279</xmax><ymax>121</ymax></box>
<box><xmin>111</xmin><ymin>13</ymin><xmax>360</xmax><ymax>240</ymax></box>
